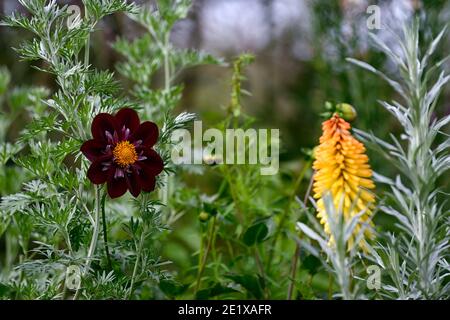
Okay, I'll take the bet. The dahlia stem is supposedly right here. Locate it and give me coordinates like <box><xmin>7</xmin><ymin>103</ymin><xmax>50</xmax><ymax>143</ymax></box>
<box><xmin>101</xmin><ymin>192</ymin><xmax>112</xmax><ymax>270</ymax></box>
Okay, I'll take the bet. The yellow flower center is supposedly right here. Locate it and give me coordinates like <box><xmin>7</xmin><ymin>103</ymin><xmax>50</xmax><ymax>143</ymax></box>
<box><xmin>113</xmin><ymin>141</ymin><xmax>138</xmax><ymax>167</ymax></box>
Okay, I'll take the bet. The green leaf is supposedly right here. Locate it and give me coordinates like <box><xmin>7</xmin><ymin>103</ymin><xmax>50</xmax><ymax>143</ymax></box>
<box><xmin>19</xmin><ymin>114</ymin><xmax>59</xmax><ymax>143</ymax></box>
<box><xmin>0</xmin><ymin>283</ymin><xmax>11</xmax><ymax>297</ymax></box>
<box><xmin>84</xmin><ymin>0</ymin><xmax>135</xmax><ymax>21</ymax></box>
<box><xmin>296</xmin><ymin>280</ymin><xmax>316</xmax><ymax>300</ymax></box>
<box><xmin>159</xmin><ymin>279</ymin><xmax>189</xmax><ymax>298</ymax></box>
<box><xmin>242</xmin><ymin>219</ymin><xmax>270</xmax><ymax>246</ymax></box>
<box><xmin>195</xmin><ymin>282</ymin><xmax>238</xmax><ymax>300</ymax></box>
<box><xmin>302</xmin><ymin>255</ymin><xmax>321</xmax><ymax>275</ymax></box>
<box><xmin>226</xmin><ymin>274</ymin><xmax>265</xmax><ymax>299</ymax></box>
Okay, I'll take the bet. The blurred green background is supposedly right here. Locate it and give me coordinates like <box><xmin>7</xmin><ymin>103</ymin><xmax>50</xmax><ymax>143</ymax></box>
<box><xmin>1</xmin><ymin>0</ymin><xmax>449</xmax><ymax>298</ymax></box>
<box><xmin>2</xmin><ymin>0</ymin><xmax>449</xmax><ymax>163</ymax></box>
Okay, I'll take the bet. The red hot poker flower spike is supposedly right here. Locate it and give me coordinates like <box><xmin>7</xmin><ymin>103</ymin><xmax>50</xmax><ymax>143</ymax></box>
<box><xmin>81</xmin><ymin>108</ymin><xmax>164</xmax><ymax>199</ymax></box>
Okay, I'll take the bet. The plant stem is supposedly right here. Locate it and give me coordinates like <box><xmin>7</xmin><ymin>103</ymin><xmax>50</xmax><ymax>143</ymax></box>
<box><xmin>195</xmin><ymin>216</ymin><xmax>217</xmax><ymax>294</ymax></box>
<box><xmin>73</xmin><ymin>184</ymin><xmax>101</xmax><ymax>300</ymax></box>
<box><xmin>128</xmin><ymin>229</ymin><xmax>145</xmax><ymax>299</ymax></box>
<box><xmin>287</xmin><ymin>171</ymin><xmax>315</xmax><ymax>300</ymax></box>
<box><xmin>254</xmin><ymin>246</ymin><xmax>269</xmax><ymax>299</ymax></box>
<box><xmin>211</xmin><ymin>219</ymin><xmax>219</xmax><ymax>280</ymax></box>
<box><xmin>84</xmin><ymin>7</ymin><xmax>90</xmax><ymax>69</ymax></box>
<box><xmin>163</xmin><ymin>34</ymin><xmax>171</xmax><ymax>92</ymax></box>
<box><xmin>101</xmin><ymin>192</ymin><xmax>112</xmax><ymax>270</ymax></box>
<box><xmin>328</xmin><ymin>272</ymin><xmax>333</xmax><ymax>300</ymax></box>
<box><xmin>84</xmin><ymin>185</ymin><xmax>102</xmax><ymax>270</ymax></box>
<box><xmin>160</xmin><ymin>33</ymin><xmax>171</xmax><ymax>219</ymax></box>
<box><xmin>287</xmin><ymin>244</ymin><xmax>300</xmax><ymax>300</ymax></box>
<box><xmin>4</xmin><ymin>231</ymin><xmax>12</xmax><ymax>275</ymax></box>
<box><xmin>221</xmin><ymin>164</ymin><xmax>245</xmax><ymax>224</ymax></box>
<box><xmin>266</xmin><ymin>160</ymin><xmax>312</xmax><ymax>272</ymax></box>
<box><xmin>72</xmin><ymin>6</ymin><xmax>95</xmax><ymax>300</ymax></box>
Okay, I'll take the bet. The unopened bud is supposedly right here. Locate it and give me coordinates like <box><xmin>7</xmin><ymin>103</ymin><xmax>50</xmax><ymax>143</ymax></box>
<box><xmin>198</xmin><ymin>211</ymin><xmax>209</xmax><ymax>222</ymax></box>
<box><xmin>336</xmin><ymin>103</ymin><xmax>357</xmax><ymax>122</ymax></box>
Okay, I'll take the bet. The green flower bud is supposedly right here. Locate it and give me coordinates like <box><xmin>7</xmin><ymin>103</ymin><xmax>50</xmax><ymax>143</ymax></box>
<box><xmin>198</xmin><ymin>211</ymin><xmax>209</xmax><ymax>222</ymax></box>
<box><xmin>336</xmin><ymin>103</ymin><xmax>357</xmax><ymax>122</ymax></box>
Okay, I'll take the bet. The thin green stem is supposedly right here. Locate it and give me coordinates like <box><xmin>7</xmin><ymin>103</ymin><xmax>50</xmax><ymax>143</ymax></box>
<box><xmin>84</xmin><ymin>8</ymin><xmax>90</xmax><ymax>69</ymax></box>
<box><xmin>196</xmin><ymin>224</ymin><xmax>205</xmax><ymax>285</ymax></box>
<box><xmin>254</xmin><ymin>245</ymin><xmax>269</xmax><ymax>299</ymax></box>
<box><xmin>266</xmin><ymin>159</ymin><xmax>312</xmax><ymax>272</ymax></box>
<box><xmin>128</xmin><ymin>229</ymin><xmax>145</xmax><ymax>299</ymax></box>
<box><xmin>72</xmin><ymin>6</ymin><xmax>95</xmax><ymax>300</ymax></box>
<box><xmin>73</xmin><ymin>184</ymin><xmax>101</xmax><ymax>300</ymax></box>
<box><xmin>328</xmin><ymin>272</ymin><xmax>333</xmax><ymax>300</ymax></box>
<box><xmin>211</xmin><ymin>219</ymin><xmax>219</xmax><ymax>280</ymax></box>
<box><xmin>287</xmin><ymin>244</ymin><xmax>300</xmax><ymax>300</ymax></box>
<box><xmin>160</xmin><ymin>33</ymin><xmax>171</xmax><ymax>219</ymax></box>
<box><xmin>4</xmin><ymin>230</ymin><xmax>12</xmax><ymax>275</ymax></box>
<box><xmin>221</xmin><ymin>164</ymin><xmax>245</xmax><ymax>224</ymax></box>
<box><xmin>287</xmin><ymin>171</ymin><xmax>315</xmax><ymax>300</ymax></box>
<box><xmin>101</xmin><ymin>192</ymin><xmax>112</xmax><ymax>270</ymax></box>
<box><xmin>195</xmin><ymin>216</ymin><xmax>217</xmax><ymax>294</ymax></box>
<box><xmin>163</xmin><ymin>34</ymin><xmax>171</xmax><ymax>92</ymax></box>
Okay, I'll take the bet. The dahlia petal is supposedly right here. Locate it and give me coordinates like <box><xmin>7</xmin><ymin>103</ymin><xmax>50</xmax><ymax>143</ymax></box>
<box><xmin>87</xmin><ymin>159</ymin><xmax>110</xmax><ymax>184</ymax></box>
<box><xmin>126</xmin><ymin>169</ymin><xmax>142</xmax><ymax>198</ymax></box>
<box><xmin>81</xmin><ymin>139</ymin><xmax>106</xmax><ymax>162</ymax></box>
<box><xmin>91</xmin><ymin>113</ymin><xmax>118</xmax><ymax>142</ymax></box>
<box><xmin>138</xmin><ymin>149</ymin><xmax>164</xmax><ymax>176</ymax></box>
<box><xmin>131</xmin><ymin>121</ymin><xmax>159</xmax><ymax>148</ymax></box>
<box><xmin>107</xmin><ymin>176</ymin><xmax>127</xmax><ymax>199</ymax></box>
<box><xmin>84</xmin><ymin>109</ymin><xmax>164</xmax><ymax>198</ymax></box>
<box><xmin>138</xmin><ymin>170</ymin><xmax>157</xmax><ymax>192</ymax></box>
<box><xmin>115</xmin><ymin>108</ymin><xmax>140</xmax><ymax>138</ymax></box>
<box><xmin>114</xmin><ymin>167</ymin><xmax>125</xmax><ymax>179</ymax></box>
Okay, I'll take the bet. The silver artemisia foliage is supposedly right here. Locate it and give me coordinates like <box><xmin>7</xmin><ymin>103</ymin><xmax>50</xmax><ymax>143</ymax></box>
<box><xmin>298</xmin><ymin>20</ymin><xmax>449</xmax><ymax>300</ymax></box>
<box><xmin>297</xmin><ymin>193</ymin><xmax>374</xmax><ymax>300</ymax></box>
<box><xmin>0</xmin><ymin>0</ymin><xmax>212</xmax><ymax>299</ymax></box>
<box><xmin>348</xmin><ymin>20</ymin><xmax>450</xmax><ymax>299</ymax></box>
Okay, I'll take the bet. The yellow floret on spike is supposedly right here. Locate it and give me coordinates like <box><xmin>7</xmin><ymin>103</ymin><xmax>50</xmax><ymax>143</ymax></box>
<box><xmin>313</xmin><ymin>114</ymin><xmax>375</xmax><ymax>250</ymax></box>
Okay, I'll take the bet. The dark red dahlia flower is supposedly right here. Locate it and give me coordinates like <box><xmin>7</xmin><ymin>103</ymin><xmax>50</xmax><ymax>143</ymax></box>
<box><xmin>81</xmin><ymin>108</ymin><xmax>164</xmax><ymax>199</ymax></box>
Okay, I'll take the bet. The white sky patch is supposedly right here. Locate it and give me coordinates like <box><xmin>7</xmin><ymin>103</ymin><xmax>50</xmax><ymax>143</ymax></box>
<box><xmin>200</xmin><ymin>0</ymin><xmax>271</xmax><ymax>55</ymax></box>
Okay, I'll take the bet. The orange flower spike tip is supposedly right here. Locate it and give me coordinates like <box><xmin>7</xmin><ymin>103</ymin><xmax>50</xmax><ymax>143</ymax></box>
<box><xmin>313</xmin><ymin>114</ymin><xmax>375</xmax><ymax>249</ymax></box>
